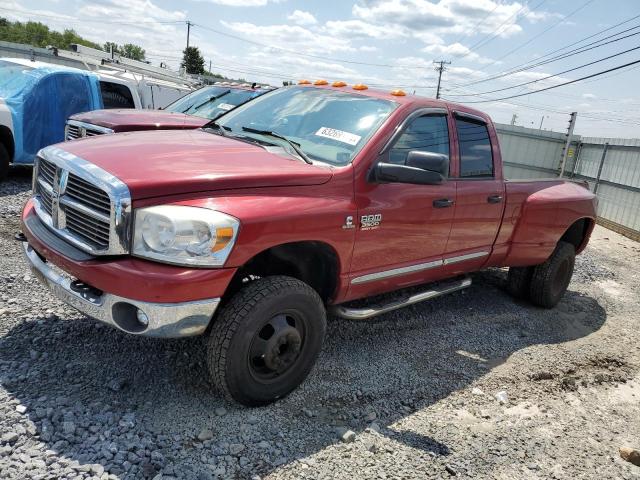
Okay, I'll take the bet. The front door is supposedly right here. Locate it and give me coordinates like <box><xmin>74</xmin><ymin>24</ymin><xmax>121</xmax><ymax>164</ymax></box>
<box><xmin>349</xmin><ymin>108</ymin><xmax>456</xmax><ymax>299</ymax></box>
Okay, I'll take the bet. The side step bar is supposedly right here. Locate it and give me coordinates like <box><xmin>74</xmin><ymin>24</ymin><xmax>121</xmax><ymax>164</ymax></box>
<box><xmin>331</xmin><ymin>276</ymin><xmax>472</xmax><ymax>320</ymax></box>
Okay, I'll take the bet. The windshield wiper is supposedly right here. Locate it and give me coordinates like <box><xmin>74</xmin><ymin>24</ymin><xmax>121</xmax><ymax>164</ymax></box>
<box><xmin>184</xmin><ymin>89</ymin><xmax>231</xmax><ymax>113</ymax></box>
<box><xmin>206</xmin><ymin>122</ymin><xmax>232</xmax><ymax>137</ymax></box>
<box><xmin>241</xmin><ymin>126</ymin><xmax>312</xmax><ymax>164</ymax></box>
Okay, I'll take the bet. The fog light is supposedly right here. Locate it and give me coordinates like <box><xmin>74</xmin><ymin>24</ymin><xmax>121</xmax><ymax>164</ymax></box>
<box><xmin>136</xmin><ymin>309</ymin><xmax>149</xmax><ymax>326</ymax></box>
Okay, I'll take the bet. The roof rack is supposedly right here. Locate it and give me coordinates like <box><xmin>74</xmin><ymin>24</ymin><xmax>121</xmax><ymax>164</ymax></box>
<box><xmin>54</xmin><ymin>44</ymin><xmax>198</xmax><ymax>88</ymax></box>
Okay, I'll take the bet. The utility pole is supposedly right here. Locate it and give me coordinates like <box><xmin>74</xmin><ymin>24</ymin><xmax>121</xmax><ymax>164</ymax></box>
<box><xmin>433</xmin><ymin>60</ymin><xmax>451</xmax><ymax>99</ymax></box>
<box><xmin>209</xmin><ymin>59</ymin><xmax>212</xmax><ymax>73</ymax></box>
<box><xmin>539</xmin><ymin>115</ymin><xmax>548</xmax><ymax>130</ymax></box>
<box><xmin>559</xmin><ymin>112</ymin><xmax>577</xmax><ymax>177</ymax></box>
<box><xmin>510</xmin><ymin>113</ymin><xmax>518</xmax><ymax>125</ymax></box>
<box><xmin>186</xmin><ymin>21</ymin><xmax>192</xmax><ymax>50</ymax></box>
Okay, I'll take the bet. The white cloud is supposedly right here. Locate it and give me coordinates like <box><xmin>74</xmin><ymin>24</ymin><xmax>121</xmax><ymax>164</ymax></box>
<box><xmin>323</xmin><ymin>19</ymin><xmax>404</xmax><ymax>40</ymax></box>
<box><xmin>582</xmin><ymin>93</ymin><xmax>597</xmax><ymax>99</ymax></box>
<box><xmin>352</xmin><ymin>0</ymin><xmax>532</xmax><ymax>38</ymax></box>
<box><xmin>198</xmin><ymin>0</ymin><xmax>282</xmax><ymax>6</ymax></box>
<box><xmin>220</xmin><ymin>21</ymin><xmax>356</xmax><ymax>53</ymax></box>
<box><xmin>3</xmin><ymin>0</ymin><xmax>189</xmax><ymax>69</ymax></box>
<box><xmin>422</xmin><ymin>42</ymin><xmax>493</xmax><ymax>64</ymax></box>
<box><xmin>287</xmin><ymin>10</ymin><xmax>317</xmax><ymax>26</ymax></box>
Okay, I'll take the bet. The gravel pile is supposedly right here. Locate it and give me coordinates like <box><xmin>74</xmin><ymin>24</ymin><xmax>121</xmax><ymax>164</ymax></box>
<box><xmin>1</xmin><ymin>167</ymin><xmax>639</xmax><ymax>479</ymax></box>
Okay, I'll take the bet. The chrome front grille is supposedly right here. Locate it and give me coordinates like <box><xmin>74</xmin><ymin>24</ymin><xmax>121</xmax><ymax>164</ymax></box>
<box><xmin>66</xmin><ymin>172</ymin><xmax>112</xmax><ymax>217</ymax></box>
<box><xmin>65</xmin><ymin>120</ymin><xmax>114</xmax><ymax>141</ymax></box>
<box><xmin>65</xmin><ymin>124</ymin><xmax>82</xmax><ymax>140</ymax></box>
<box><xmin>32</xmin><ymin>147</ymin><xmax>131</xmax><ymax>255</ymax></box>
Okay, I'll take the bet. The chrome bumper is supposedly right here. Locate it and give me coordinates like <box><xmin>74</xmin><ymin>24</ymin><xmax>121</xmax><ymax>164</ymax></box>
<box><xmin>22</xmin><ymin>243</ymin><xmax>220</xmax><ymax>338</ymax></box>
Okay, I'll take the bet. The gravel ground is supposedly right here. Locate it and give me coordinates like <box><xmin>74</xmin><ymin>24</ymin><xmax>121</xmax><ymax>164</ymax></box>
<box><xmin>1</xmin><ymin>166</ymin><xmax>639</xmax><ymax>480</ymax></box>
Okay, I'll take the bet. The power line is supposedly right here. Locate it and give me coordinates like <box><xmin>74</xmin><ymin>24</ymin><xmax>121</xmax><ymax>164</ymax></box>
<box><xmin>445</xmin><ymin>86</ymin><xmax>640</xmax><ymax>126</ymax></box>
<box><xmin>458</xmin><ymin>15</ymin><xmax>640</xmax><ymax>87</ymax></box>
<box><xmin>459</xmin><ymin>0</ymin><xmax>546</xmax><ymax>60</ymax></box>
<box><xmin>444</xmin><ymin>60</ymin><xmax>640</xmax><ymax>103</ymax></box>
<box><xmin>445</xmin><ymin>58</ymin><xmax>640</xmax><ymax>103</ymax></box>
<box><xmin>450</xmin><ymin>45</ymin><xmax>640</xmax><ymax>97</ymax></box>
<box><xmin>191</xmin><ymin>22</ymin><xmax>433</xmax><ymax>70</ymax></box>
<box><xmin>453</xmin><ymin>26</ymin><xmax>640</xmax><ymax>89</ymax></box>
<box><xmin>448</xmin><ymin>3</ymin><xmax>501</xmax><ymax>46</ymax></box>
<box><xmin>478</xmin><ymin>0</ymin><xmax>595</xmax><ymax>70</ymax></box>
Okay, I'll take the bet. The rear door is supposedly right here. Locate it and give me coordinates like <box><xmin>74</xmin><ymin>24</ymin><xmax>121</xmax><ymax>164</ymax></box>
<box><xmin>444</xmin><ymin>111</ymin><xmax>505</xmax><ymax>267</ymax></box>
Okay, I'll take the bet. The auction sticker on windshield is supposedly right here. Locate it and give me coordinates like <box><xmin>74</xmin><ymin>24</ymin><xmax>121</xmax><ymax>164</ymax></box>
<box><xmin>218</xmin><ymin>103</ymin><xmax>235</xmax><ymax>111</ymax></box>
<box><xmin>315</xmin><ymin>127</ymin><xmax>361</xmax><ymax>146</ymax></box>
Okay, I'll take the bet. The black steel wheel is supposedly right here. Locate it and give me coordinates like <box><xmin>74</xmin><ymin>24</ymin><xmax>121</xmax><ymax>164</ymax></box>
<box><xmin>207</xmin><ymin>275</ymin><xmax>326</xmax><ymax>406</ymax></box>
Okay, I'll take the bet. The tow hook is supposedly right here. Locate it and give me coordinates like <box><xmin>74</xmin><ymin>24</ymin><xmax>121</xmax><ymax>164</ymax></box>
<box><xmin>15</xmin><ymin>232</ymin><xmax>27</xmax><ymax>242</ymax></box>
<box><xmin>70</xmin><ymin>280</ymin><xmax>104</xmax><ymax>301</ymax></box>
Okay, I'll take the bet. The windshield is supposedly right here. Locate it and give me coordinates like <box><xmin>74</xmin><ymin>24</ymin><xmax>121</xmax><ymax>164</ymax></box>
<box><xmin>165</xmin><ymin>86</ymin><xmax>262</xmax><ymax>119</ymax></box>
<box><xmin>0</xmin><ymin>60</ymin><xmax>35</xmax><ymax>99</ymax></box>
<box><xmin>188</xmin><ymin>89</ymin><xmax>260</xmax><ymax>119</ymax></box>
<box><xmin>215</xmin><ymin>86</ymin><xmax>397</xmax><ymax>166</ymax></box>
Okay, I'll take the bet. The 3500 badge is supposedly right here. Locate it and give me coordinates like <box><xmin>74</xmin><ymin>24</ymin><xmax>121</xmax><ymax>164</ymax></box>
<box><xmin>360</xmin><ymin>214</ymin><xmax>382</xmax><ymax>230</ymax></box>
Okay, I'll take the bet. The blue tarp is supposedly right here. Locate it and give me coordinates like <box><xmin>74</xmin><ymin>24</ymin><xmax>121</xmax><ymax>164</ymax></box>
<box><xmin>0</xmin><ymin>60</ymin><xmax>103</xmax><ymax>164</ymax></box>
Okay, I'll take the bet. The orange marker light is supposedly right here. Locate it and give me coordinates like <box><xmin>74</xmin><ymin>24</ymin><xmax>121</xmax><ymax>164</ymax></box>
<box><xmin>332</xmin><ymin>81</ymin><xmax>347</xmax><ymax>87</ymax></box>
<box><xmin>353</xmin><ymin>83</ymin><xmax>368</xmax><ymax>90</ymax></box>
<box><xmin>390</xmin><ymin>89</ymin><xmax>406</xmax><ymax>96</ymax></box>
<box><xmin>212</xmin><ymin>227</ymin><xmax>235</xmax><ymax>253</ymax></box>
<box><xmin>314</xmin><ymin>79</ymin><xmax>329</xmax><ymax>85</ymax></box>
<box><xmin>298</xmin><ymin>79</ymin><xmax>312</xmax><ymax>85</ymax></box>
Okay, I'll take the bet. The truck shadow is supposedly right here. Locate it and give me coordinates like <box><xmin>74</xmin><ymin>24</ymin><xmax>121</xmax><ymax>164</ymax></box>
<box><xmin>1</xmin><ymin>165</ymin><xmax>33</xmax><ymax>194</ymax></box>
<box><xmin>0</xmin><ymin>269</ymin><xmax>607</xmax><ymax>479</ymax></box>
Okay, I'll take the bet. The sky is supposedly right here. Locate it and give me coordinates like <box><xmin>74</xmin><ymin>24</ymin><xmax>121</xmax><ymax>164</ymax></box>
<box><xmin>2</xmin><ymin>0</ymin><xmax>640</xmax><ymax>138</ymax></box>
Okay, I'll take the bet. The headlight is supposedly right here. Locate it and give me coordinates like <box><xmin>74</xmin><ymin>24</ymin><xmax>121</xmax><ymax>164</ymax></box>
<box><xmin>132</xmin><ymin>205</ymin><xmax>239</xmax><ymax>267</ymax></box>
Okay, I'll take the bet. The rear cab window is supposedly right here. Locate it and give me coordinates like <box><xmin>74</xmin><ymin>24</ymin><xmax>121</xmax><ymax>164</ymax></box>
<box><xmin>100</xmin><ymin>81</ymin><xmax>135</xmax><ymax>109</ymax></box>
<box><xmin>454</xmin><ymin>114</ymin><xmax>494</xmax><ymax>178</ymax></box>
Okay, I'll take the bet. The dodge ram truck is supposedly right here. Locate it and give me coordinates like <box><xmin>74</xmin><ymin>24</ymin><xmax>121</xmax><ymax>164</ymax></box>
<box><xmin>20</xmin><ymin>81</ymin><xmax>597</xmax><ymax>406</ymax></box>
<box><xmin>64</xmin><ymin>83</ymin><xmax>274</xmax><ymax>140</ymax></box>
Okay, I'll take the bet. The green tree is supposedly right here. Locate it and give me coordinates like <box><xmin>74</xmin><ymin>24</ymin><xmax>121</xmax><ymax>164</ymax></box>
<box><xmin>121</xmin><ymin>43</ymin><xmax>145</xmax><ymax>61</ymax></box>
<box><xmin>181</xmin><ymin>46</ymin><xmax>205</xmax><ymax>75</ymax></box>
<box><xmin>103</xmin><ymin>41</ymin><xmax>120</xmax><ymax>55</ymax></box>
<box><xmin>0</xmin><ymin>18</ymin><xmax>101</xmax><ymax>50</ymax></box>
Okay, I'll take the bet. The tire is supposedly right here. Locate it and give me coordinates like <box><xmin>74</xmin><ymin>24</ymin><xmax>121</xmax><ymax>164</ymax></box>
<box><xmin>0</xmin><ymin>143</ymin><xmax>9</xmax><ymax>181</ymax></box>
<box><xmin>506</xmin><ymin>266</ymin><xmax>534</xmax><ymax>299</ymax></box>
<box><xmin>207</xmin><ymin>275</ymin><xmax>326</xmax><ymax>406</ymax></box>
<box><xmin>529</xmin><ymin>241</ymin><xmax>576</xmax><ymax>308</ymax></box>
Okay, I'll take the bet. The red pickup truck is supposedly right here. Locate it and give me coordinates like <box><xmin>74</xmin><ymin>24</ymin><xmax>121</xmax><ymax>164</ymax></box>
<box><xmin>64</xmin><ymin>82</ymin><xmax>273</xmax><ymax>139</ymax></box>
<box><xmin>20</xmin><ymin>82</ymin><xmax>597</xmax><ymax>406</ymax></box>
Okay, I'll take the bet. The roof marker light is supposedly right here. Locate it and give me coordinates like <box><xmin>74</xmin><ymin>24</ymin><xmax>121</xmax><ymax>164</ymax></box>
<box><xmin>353</xmin><ymin>84</ymin><xmax>368</xmax><ymax>90</ymax></box>
<box><xmin>298</xmin><ymin>79</ymin><xmax>312</xmax><ymax>85</ymax></box>
<box><xmin>390</xmin><ymin>89</ymin><xmax>406</xmax><ymax>96</ymax></box>
<box><xmin>332</xmin><ymin>81</ymin><xmax>347</xmax><ymax>87</ymax></box>
<box><xmin>314</xmin><ymin>79</ymin><xmax>329</xmax><ymax>85</ymax></box>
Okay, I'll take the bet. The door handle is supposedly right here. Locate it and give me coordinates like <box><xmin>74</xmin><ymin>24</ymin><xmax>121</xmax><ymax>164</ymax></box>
<box><xmin>433</xmin><ymin>198</ymin><xmax>454</xmax><ymax>208</ymax></box>
<box><xmin>487</xmin><ymin>194</ymin><xmax>503</xmax><ymax>204</ymax></box>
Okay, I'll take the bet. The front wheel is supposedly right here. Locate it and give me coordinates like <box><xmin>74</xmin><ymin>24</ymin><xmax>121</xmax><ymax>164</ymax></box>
<box><xmin>529</xmin><ymin>241</ymin><xmax>576</xmax><ymax>308</ymax></box>
<box><xmin>207</xmin><ymin>275</ymin><xmax>326</xmax><ymax>406</ymax></box>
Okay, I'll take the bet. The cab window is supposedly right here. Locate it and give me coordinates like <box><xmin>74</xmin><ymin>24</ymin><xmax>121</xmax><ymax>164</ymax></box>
<box><xmin>455</xmin><ymin>117</ymin><xmax>494</xmax><ymax>178</ymax></box>
<box><xmin>389</xmin><ymin>114</ymin><xmax>449</xmax><ymax>166</ymax></box>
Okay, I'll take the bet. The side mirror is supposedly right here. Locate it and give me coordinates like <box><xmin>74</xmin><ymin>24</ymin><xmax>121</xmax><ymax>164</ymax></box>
<box><xmin>406</xmin><ymin>151</ymin><xmax>449</xmax><ymax>177</ymax></box>
<box><xmin>373</xmin><ymin>162</ymin><xmax>444</xmax><ymax>185</ymax></box>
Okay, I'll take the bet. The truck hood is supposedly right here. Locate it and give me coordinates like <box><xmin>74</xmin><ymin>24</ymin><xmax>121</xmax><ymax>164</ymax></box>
<box><xmin>57</xmin><ymin>129</ymin><xmax>333</xmax><ymax>200</ymax></box>
<box><xmin>69</xmin><ymin>109</ymin><xmax>207</xmax><ymax>132</ymax></box>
